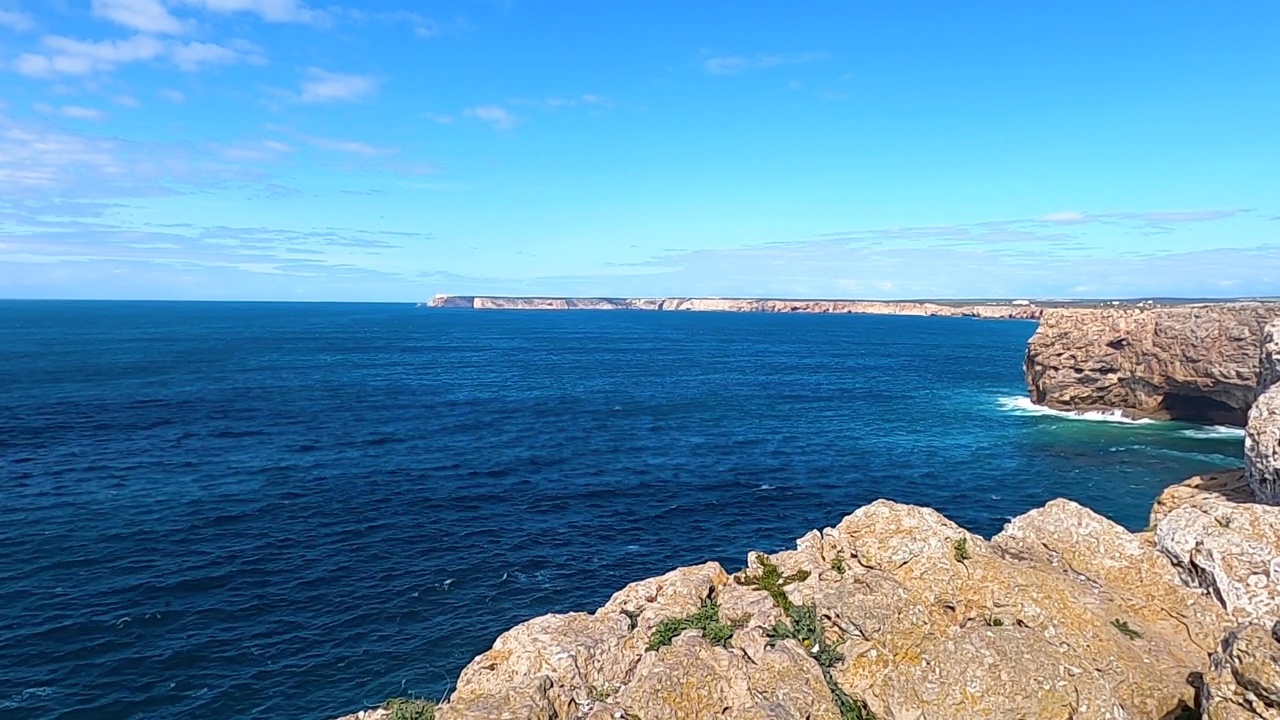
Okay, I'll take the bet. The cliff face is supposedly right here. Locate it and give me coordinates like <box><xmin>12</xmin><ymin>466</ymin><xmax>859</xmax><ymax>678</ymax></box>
<box><xmin>1246</xmin><ymin>321</ymin><xmax>1280</xmax><ymax>502</ymax></box>
<box><xmin>424</xmin><ymin>295</ymin><xmax>1044</xmax><ymax>320</ymax></box>
<box><xmin>1024</xmin><ymin>303</ymin><xmax>1280</xmax><ymax>425</ymax></box>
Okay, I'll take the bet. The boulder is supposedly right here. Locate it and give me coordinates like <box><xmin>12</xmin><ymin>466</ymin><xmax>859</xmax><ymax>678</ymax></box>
<box><xmin>1200</xmin><ymin>622</ymin><xmax>1280</xmax><ymax>720</ymax></box>
<box><xmin>1153</xmin><ymin>472</ymin><xmax>1280</xmax><ymax>626</ymax></box>
<box><xmin>1025</xmin><ymin>303</ymin><xmax>1280</xmax><ymax>424</ymax></box>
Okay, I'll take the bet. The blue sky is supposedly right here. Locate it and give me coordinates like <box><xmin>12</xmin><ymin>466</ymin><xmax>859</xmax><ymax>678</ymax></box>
<box><xmin>1</xmin><ymin>0</ymin><xmax>1278</xmax><ymax>301</ymax></box>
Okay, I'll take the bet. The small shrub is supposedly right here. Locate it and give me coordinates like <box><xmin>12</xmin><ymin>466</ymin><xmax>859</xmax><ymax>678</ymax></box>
<box><xmin>647</xmin><ymin>598</ymin><xmax>738</xmax><ymax>651</ymax></box>
<box><xmin>1111</xmin><ymin>618</ymin><xmax>1142</xmax><ymax>640</ymax></box>
<box><xmin>735</xmin><ymin>553</ymin><xmax>810</xmax><ymax>613</ymax></box>
<box><xmin>384</xmin><ymin>698</ymin><xmax>436</xmax><ymax>720</ymax></box>
<box><xmin>590</xmin><ymin>683</ymin><xmax>618</xmax><ymax>702</ymax></box>
<box><xmin>988</xmin><ymin>617</ymin><xmax>1005</xmax><ymax>627</ymax></box>
<box><xmin>953</xmin><ymin>537</ymin><xmax>971</xmax><ymax>562</ymax></box>
<box><xmin>830</xmin><ymin>554</ymin><xmax>847</xmax><ymax>574</ymax></box>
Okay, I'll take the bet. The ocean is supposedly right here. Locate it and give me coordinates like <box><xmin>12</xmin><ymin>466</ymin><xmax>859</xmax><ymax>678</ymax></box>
<box><xmin>0</xmin><ymin>301</ymin><xmax>1246</xmax><ymax>719</ymax></box>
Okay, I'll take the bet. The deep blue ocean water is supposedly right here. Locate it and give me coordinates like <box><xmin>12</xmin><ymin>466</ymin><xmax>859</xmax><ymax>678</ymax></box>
<box><xmin>0</xmin><ymin>301</ymin><xmax>1246</xmax><ymax>720</ymax></box>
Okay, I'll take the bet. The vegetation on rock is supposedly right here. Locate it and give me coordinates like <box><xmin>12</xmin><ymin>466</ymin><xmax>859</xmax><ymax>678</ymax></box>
<box><xmin>647</xmin><ymin>596</ymin><xmax>743</xmax><ymax>651</ymax></box>
<box><xmin>383</xmin><ymin>698</ymin><xmax>435</xmax><ymax>720</ymax></box>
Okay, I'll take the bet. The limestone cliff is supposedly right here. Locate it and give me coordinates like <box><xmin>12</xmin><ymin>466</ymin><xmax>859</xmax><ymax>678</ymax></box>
<box><xmin>424</xmin><ymin>294</ymin><xmax>1044</xmax><ymax>320</ymax></box>
<box><xmin>1025</xmin><ymin>303</ymin><xmax>1280</xmax><ymax>425</ymax></box>
<box><xmin>1247</xmin><ymin>321</ymin><xmax>1280</xmax><ymax>503</ymax></box>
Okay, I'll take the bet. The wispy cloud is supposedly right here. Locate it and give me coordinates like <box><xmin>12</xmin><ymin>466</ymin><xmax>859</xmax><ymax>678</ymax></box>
<box><xmin>1037</xmin><ymin>208</ymin><xmax>1249</xmax><ymax>229</ymax></box>
<box><xmin>299</xmin><ymin>134</ymin><xmax>394</xmax><ymax>156</ymax></box>
<box><xmin>175</xmin><ymin>0</ymin><xmax>322</xmax><ymax>25</ymax></box>
<box><xmin>702</xmin><ymin>51</ymin><xmax>827</xmax><ymax>76</ymax></box>
<box><xmin>11</xmin><ymin>34</ymin><xmax>262</xmax><ymax>77</ymax></box>
<box><xmin>60</xmin><ymin>105</ymin><xmax>109</xmax><ymax>121</ymax></box>
<box><xmin>297</xmin><ymin>67</ymin><xmax>381</xmax><ymax>103</ymax></box>
<box><xmin>464</xmin><ymin>104</ymin><xmax>517</xmax><ymax>130</ymax></box>
<box><xmin>511</xmin><ymin>93</ymin><xmax>614</xmax><ymax>110</ymax></box>
<box><xmin>423</xmin><ymin>112</ymin><xmax>454</xmax><ymax>125</ymax></box>
<box><xmin>158</xmin><ymin>88</ymin><xmax>185</xmax><ymax>102</ymax></box>
<box><xmin>91</xmin><ymin>0</ymin><xmax>187</xmax><ymax>34</ymax></box>
<box><xmin>0</xmin><ymin>7</ymin><xmax>35</xmax><ymax>30</ymax></box>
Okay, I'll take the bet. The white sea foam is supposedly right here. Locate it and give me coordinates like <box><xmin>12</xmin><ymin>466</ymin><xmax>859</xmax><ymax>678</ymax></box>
<box><xmin>1111</xmin><ymin>445</ymin><xmax>1243</xmax><ymax>466</ymax></box>
<box><xmin>754</xmin><ymin>484</ymin><xmax>777</xmax><ymax>491</ymax></box>
<box><xmin>995</xmin><ymin>396</ymin><xmax>1158</xmax><ymax>424</ymax></box>
<box><xmin>1179</xmin><ymin>425</ymin><xmax>1247</xmax><ymax>440</ymax></box>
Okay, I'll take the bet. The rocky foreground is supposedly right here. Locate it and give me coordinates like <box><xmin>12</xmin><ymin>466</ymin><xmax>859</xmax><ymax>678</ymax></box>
<box><xmin>425</xmin><ymin>294</ymin><xmax>1045</xmax><ymax>320</ymax></box>
<box><xmin>341</xmin><ymin>316</ymin><xmax>1280</xmax><ymax>720</ymax></box>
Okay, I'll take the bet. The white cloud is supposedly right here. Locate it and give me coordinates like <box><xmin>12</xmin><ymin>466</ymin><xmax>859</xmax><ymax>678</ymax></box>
<box><xmin>298</xmin><ymin>67</ymin><xmax>380</xmax><ymax>103</ymax></box>
<box><xmin>60</xmin><ymin>105</ymin><xmax>108</xmax><ymax>120</ymax></box>
<box><xmin>301</xmin><ymin>135</ymin><xmax>393</xmax><ymax>156</ymax></box>
<box><xmin>158</xmin><ymin>88</ymin><xmax>186</xmax><ymax>102</ymax></box>
<box><xmin>217</xmin><ymin>138</ymin><xmax>292</xmax><ymax>162</ymax></box>
<box><xmin>1039</xmin><ymin>211</ymin><xmax>1089</xmax><ymax>224</ymax></box>
<box><xmin>0</xmin><ymin>8</ymin><xmax>34</xmax><ymax>31</ymax></box>
<box><xmin>14</xmin><ymin>34</ymin><xmax>166</xmax><ymax>77</ymax></box>
<box><xmin>11</xmin><ymin>34</ymin><xmax>259</xmax><ymax>78</ymax></box>
<box><xmin>702</xmin><ymin>52</ymin><xmax>827</xmax><ymax>76</ymax></box>
<box><xmin>114</xmin><ymin>94</ymin><xmax>139</xmax><ymax>106</ymax></box>
<box><xmin>424</xmin><ymin>112</ymin><xmax>454</xmax><ymax>125</ymax></box>
<box><xmin>464</xmin><ymin>104</ymin><xmax>517</xmax><ymax>131</ymax></box>
<box><xmin>91</xmin><ymin>0</ymin><xmax>187</xmax><ymax>34</ymax></box>
<box><xmin>175</xmin><ymin>0</ymin><xmax>320</xmax><ymax>24</ymax></box>
<box><xmin>169</xmin><ymin>40</ymin><xmax>251</xmax><ymax>71</ymax></box>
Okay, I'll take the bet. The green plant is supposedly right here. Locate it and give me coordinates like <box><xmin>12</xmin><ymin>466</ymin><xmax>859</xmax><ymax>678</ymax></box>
<box><xmin>590</xmin><ymin>683</ymin><xmax>619</xmax><ymax>702</ymax></box>
<box><xmin>1111</xmin><ymin>618</ymin><xmax>1142</xmax><ymax>640</ymax></box>
<box><xmin>735</xmin><ymin>553</ymin><xmax>810</xmax><ymax>613</ymax></box>
<box><xmin>647</xmin><ymin>598</ymin><xmax>739</xmax><ymax>651</ymax></box>
<box><xmin>830</xmin><ymin>554</ymin><xmax>847</xmax><ymax>575</ymax></box>
<box><xmin>953</xmin><ymin>537</ymin><xmax>971</xmax><ymax>562</ymax></box>
<box><xmin>384</xmin><ymin>698</ymin><xmax>436</xmax><ymax>720</ymax></box>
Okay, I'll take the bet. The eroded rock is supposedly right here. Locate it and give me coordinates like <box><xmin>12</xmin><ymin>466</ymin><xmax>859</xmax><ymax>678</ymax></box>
<box><xmin>1025</xmin><ymin>303</ymin><xmax>1280</xmax><ymax>424</ymax></box>
<box><xmin>386</xmin><ymin>500</ymin><xmax>1227</xmax><ymax>720</ymax></box>
<box><xmin>1247</xmin><ymin>321</ymin><xmax>1280</xmax><ymax>502</ymax></box>
<box><xmin>1153</xmin><ymin>472</ymin><xmax>1280</xmax><ymax>626</ymax></box>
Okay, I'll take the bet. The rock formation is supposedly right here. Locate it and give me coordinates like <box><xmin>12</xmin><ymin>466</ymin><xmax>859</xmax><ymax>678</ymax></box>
<box><xmin>339</xmin><ymin>498</ymin><xmax>1238</xmax><ymax>720</ymax></box>
<box><xmin>1025</xmin><ymin>303</ymin><xmax>1280</xmax><ymax>425</ymax></box>
<box><xmin>424</xmin><ymin>294</ymin><xmax>1044</xmax><ymax>320</ymax></box>
<box><xmin>1247</xmin><ymin>322</ymin><xmax>1280</xmax><ymax>502</ymax></box>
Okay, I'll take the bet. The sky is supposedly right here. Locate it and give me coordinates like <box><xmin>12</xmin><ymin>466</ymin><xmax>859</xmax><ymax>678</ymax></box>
<box><xmin>1</xmin><ymin>1</ymin><xmax>1278</xmax><ymax>301</ymax></box>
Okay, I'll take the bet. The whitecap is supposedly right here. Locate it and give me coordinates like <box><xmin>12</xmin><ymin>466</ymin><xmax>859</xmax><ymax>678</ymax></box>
<box><xmin>754</xmin><ymin>484</ymin><xmax>777</xmax><ymax>491</ymax></box>
<box><xmin>1179</xmin><ymin>426</ymin><xmax>1246</xmax><ymax>440</ymax></box>
<box><xmin>995</xmin><ymin>396</ymin><xmax>1158</xmax><ymax>425</ymax></box>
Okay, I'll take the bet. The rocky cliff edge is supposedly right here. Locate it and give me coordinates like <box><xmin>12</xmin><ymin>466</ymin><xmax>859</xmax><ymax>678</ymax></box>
<box><xmin>1025</xmin><ymin>303</ymin><xmax>1280</xmax><ymax>425</ymax></box>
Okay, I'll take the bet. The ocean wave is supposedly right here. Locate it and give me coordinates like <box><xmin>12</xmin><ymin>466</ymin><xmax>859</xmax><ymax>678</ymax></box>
<box><xmin>995</xmin><ymin>396</ymin><xmax>1158</xmax><ymax>425</ymax></box>
<box><xmin>1111</xmin><ymin>445</ymin><xmax>1243</xmax><ymax>467</ymax></box>
<box><xmin>1179</xmin><ymin>426</ymin><xmax>1246</xmax><ymax>440</ymax></box>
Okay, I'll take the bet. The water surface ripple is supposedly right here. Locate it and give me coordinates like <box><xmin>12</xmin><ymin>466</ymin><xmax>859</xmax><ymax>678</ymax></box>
<box><xmin>0</xmin><ymin>302</ymin><xmax>1243</xmax><ymax>719</ymax></box>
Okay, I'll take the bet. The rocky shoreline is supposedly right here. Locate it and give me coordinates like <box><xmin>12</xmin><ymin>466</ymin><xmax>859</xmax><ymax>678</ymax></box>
<box><xmin>424</xmin><ymin>294</ymin><xmax>1045</xmax><ymax>320</ymax></box>
<box><xmin>341</xmin><ymin>308</ymin><xmax>1280</xmax><ymax>720</ymax></box>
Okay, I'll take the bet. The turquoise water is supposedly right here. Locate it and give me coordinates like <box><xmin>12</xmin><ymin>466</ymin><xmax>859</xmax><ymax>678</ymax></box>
<box><xmin>0</xmin><ymin>302</ymin><xmax>1243</xmax><ymax>719</ymax></box>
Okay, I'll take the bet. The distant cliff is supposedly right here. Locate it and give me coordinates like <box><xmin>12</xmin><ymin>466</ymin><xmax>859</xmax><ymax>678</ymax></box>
<box><xmin>423</xmin><ymin>295</ymin><xmax>1044</xmax><ymax>320</ymax></box>
<box><xmin>1024</xmin><ymin>303</ymin><xmax>1280</xmax><ymax>425</ymax></box>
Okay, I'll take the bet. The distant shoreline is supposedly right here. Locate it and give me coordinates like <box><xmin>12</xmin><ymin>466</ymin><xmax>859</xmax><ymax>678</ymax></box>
<box><xmin>420</xmin><ymin>294</ymin><xmax>1279</xmax><ymax>321</ymax></box>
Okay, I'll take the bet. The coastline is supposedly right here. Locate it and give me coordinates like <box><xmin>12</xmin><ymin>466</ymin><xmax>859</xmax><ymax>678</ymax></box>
<box><xmin>336</xmin><ymin>307</ymin><xmax>1280</xmax><ymax>720</ymax></box>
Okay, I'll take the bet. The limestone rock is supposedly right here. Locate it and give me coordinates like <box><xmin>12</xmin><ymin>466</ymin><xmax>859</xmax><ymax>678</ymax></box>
<box><xmin>1153</xmin><ymin>472</ymin><xmax>1280</xmax><ymax>626</ymax></box>
<box><xmin>1201</xmin><ymin>622</ymin><xmax>1280</xmax><ymax>720</ymax></box>
<box><xmin>425</xmin><ymin>295</ymin><xmax>1044</xmax><ymax>320</ymax></box>
<box><xmin>1025</xmin><ymin>303</ymin><xmax>1280</xmax><ymax>424</ymax></box>
<box><xmin>370</xmin><ymin>499</ymin><xmax>1229</xmax><ymax>720</ymax></box>
<box><xmin>1247</xmin><ymin>321</ymin><xmax>1280</xmax><ymax>502</ymax></box>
